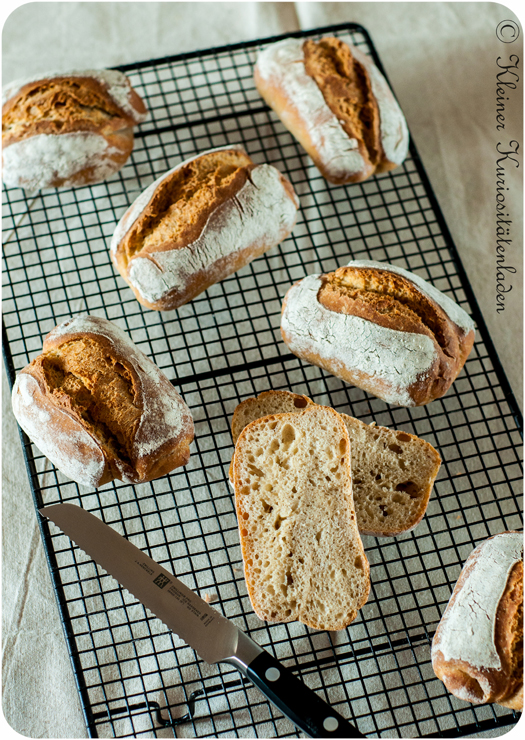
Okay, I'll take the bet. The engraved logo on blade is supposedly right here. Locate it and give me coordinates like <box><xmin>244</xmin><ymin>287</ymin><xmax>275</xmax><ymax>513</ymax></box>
<box><xmin>153</xmin><ymin>573</ymin><xmax>171</xmax><ymax>589</ymax></box>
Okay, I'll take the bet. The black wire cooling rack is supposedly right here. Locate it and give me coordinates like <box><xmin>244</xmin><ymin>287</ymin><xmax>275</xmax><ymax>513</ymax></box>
<box><xmin>2</xmin><ymin>22</ymin><xmax>523</xmax><ymax>739</ymax></box>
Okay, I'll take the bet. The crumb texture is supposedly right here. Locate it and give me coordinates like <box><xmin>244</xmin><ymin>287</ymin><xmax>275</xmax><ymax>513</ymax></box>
<box><xmin>341</xmin><ymin>414</ymin><xmax>440</xmax><ymax>535</ymax></box>
<box><xmin>234</xmin><ymin>406</ymin><xmax>369</xmax><ymax>629</ymax></box>
<box><xmin>230</xmin><ymin>391</ymin><xmax>440</xmax><ymax>536</ymax></box>
<box><xmin>232</xmin><ymin>391</ymin><xmax>314</xmax><ymax>443</ymax></box>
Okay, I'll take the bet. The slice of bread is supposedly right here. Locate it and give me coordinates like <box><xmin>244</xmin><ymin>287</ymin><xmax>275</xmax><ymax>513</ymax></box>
<box><xmin>340</xmin><ymin>414</ymin><xmax>441</xmax><ymax>535</ymax></box>
<box><xmin>232</xmin><ymin>405</ymin><xmax>370</xmax><ymax>630</ymax></box>
<box><xmin>230</xmin><ymin>391</ymin><xmax>441</xmax><ymax>537</ymax></box>
<box><xmin>229</xmin><ymin>391</ymin><xmax>314</xmax><ymax>482</ymax></box>
<box><xmin>231</xmin><ymin>390</ymin><xmax>314</xmax><ymax>443</ymax></box>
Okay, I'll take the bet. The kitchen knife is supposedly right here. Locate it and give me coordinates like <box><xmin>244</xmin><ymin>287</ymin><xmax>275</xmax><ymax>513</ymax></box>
<box><xmin>40</xmin><ymin>503</ymin><xmax>365</xmax><ymax>738</ymax></box>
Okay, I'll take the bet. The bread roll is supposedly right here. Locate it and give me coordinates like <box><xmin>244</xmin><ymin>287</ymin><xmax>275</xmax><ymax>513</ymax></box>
<box><xmin>2</xmin><ymin>70</ymin><xmax>147</xmax><ymax>191</ymax></box>
<box><xmin>110</xmin><ymin>145</ymin><xmax>299</xmax><ymax>311</ymax></box>
<box><xmin>229</xmin><ymin>390</ymin><xmax>441</xmax><ymax>536</ymax></box>
<box><xmin>432</xmin><ymin>532</ymin><xmax>523</xmax><ymax>710</ymax></box>
<box><xmin>232</xmin><ymin>405</ymin><xmax>370</xmax><ymax>629</ymax></box>
<box><xmin>280</xmin><ymin>259</ymin><xmax>475</xmax><ymax>406</ymax></box>
<box><xmin>254</xmin><ymin>37</ymin><xmax>409</xmax><ymax>184</ymax></box>
<box><xmin>11</xmin><ymin>315</ymin><xmax>194</xmax><ymax>488</ymax></box>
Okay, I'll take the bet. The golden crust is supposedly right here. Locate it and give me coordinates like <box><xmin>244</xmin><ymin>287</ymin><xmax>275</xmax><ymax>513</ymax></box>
<box><xmin>254</xmin><ymin>37</ymin><xmax>407</xmax><ymax>184</ymax></box>
<box><xmin>111</xmin><ymin>148</ymin><xmax>298</xmax><ymax>311</ymax></box>
<box><xmin>2</xmin><ymin>73</ymin><xmax>146</xmax><ymax>189</ymax></box>
<box><xmin>281</xmin><ymin>264</ymin><xmax>475</xmax><ymax>406</ymax></box>
<box><xmin>432</xmin><ymin>533</ymin><xmax>523</xmax><ymax>710</ymax></box>
<box><xmin>318</xmin><ymin>265</ymin><xmax>469</xmax><ymax>406</ymax></box>
<box><xmin>118</xmin><ymin>150</ymin><xmax>254</xmax><ymax>265</ymax></box>
<box><xmin>2</xmin><ymin>75</ymin><xmax>144</xmax><ymax>144</ymax></box>
<box><xmin>15</xmin><ymin>318</ymin><xmax>193</xmax><ymax>487</ymax></box>
<box><xmin>494</xmin><ymin>560</ymin><xmax>523</xmax><ymax>708</ymax></box>
<box><xmin>303</xmin><ymin>38</ymin><xmax>383</xmax><ymax>176</ymax></box>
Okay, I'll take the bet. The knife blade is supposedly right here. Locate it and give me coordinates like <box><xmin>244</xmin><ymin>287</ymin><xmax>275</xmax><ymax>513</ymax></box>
<box><xmin>40</xmin><ymin>503</ymin><xmax>365</xmax><ymax>738</ymax></box>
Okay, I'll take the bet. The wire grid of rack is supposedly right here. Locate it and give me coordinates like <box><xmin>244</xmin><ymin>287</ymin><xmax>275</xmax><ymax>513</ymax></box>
<box><xmin>2</xmin><ymin>22</ymin><xmax>523</xmax><ymax>739</ymax></box>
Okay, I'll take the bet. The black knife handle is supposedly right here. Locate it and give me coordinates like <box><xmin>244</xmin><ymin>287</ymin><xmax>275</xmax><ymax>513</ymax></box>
<box><xmin>245</xmin><ymin>650</ymin><xmax>365</xmax><ymax>738</ymax></box>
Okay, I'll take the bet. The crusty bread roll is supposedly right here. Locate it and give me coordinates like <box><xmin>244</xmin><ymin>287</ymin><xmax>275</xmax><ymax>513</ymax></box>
<box><xmin>254</xmin><ymin>36</ymin><xmax>409</xmax><ymax>184</ymax></box>
<box><xmin>229</xmin><ymin>390</ymin><xmax>441</xmax><ymax>537</ymax></box>
<box><xmin>232</xmin><ymin>405</ymin><xmax>370</xmax><ymax>630</ymax></box>
<box><xmin>110</xmin><ymin>145</ymin><xmax>299</xmax><ymax>311</ymax></box>
<box><xmin>432</xmin><ymin>532</ymin><xmax>523</xmax><ymax>710</ymax></box>
<box><xmin>2</xmin><ymin>69</ymin><xmax>147</xmax><ymax>190</ymax></box>
<box><xmin>281</xmin><ymin>259</ymin><xmax>476</xmax><ymax>406</ymax></box>
<box><xmin>11</xmin><ymin>315</ymin><xmax>194</xmax><ymax>488</ymax></box>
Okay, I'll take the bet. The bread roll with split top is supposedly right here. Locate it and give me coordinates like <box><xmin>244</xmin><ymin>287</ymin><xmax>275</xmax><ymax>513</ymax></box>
<box><xmin>2</xmin><ymin>69</ymin><xmax>147</xmax><ymax>190</ymax></box>
<box><xmin>11</xmin><ymin>315</ymin><xmax>194</xmax><ymax>488</ymax></box>
<box><xmin>110</xmin><ymin>145</ymin><xmax>299</xmax><ymax>311</ymax></box>
<box><xmin>280</xmin><ymin>260</ymin><xmax>475</xmax><ymax>406</ymax></box>
<box><xmin>432</xmin><ymin>531</ymin><xmax>523</xmax><ymax>710</ymax></box>
<box><xmin>254</xmin><ymin>36</ymin><xmax>409</xmax><ymax>184</ymax></box>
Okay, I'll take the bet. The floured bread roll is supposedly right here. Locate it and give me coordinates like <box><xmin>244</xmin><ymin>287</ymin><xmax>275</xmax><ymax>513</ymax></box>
<box><xmin>11</xmin><ymin>315</ymin><xmax>194</xmax><ymax>488</ymax></box>
<box><xmin>254</xmin><ymin>36</ymin><xmax>409</xmax><ymax>184</ymax></box>
<box><xmin>2</xmin><ymin>69</ymin><xmax>147</xmax><ymax>190</ymax></box>
<box><xmin>110</xmin><ymin>145</ymin><xmax>299</xmax><ymax>311</ymax></box>
<box><xmin>232</xmin><ymin>404</ymin><xmax>370</xmax><ymax>629</ymax></box>
<box><xmin>281</xmin><ymin>259</ymin><xmax>476</xmax><ymax>406</ymax></box>
<box><xmin>432</xmin><ymin>532</ymin><xmax>523</xmax><ymax>710</ymax></box>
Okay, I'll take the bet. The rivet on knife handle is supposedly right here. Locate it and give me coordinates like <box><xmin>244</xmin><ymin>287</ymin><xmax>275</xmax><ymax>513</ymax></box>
<box><xmin>229</xmin><ymin>650</ymin><xmax>365</xmax><ymax>738</ymax></box>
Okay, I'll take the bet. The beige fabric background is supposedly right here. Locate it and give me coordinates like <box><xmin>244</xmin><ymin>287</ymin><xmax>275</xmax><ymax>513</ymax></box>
<box><xmin>2</xmin><ymin>3</ymin><xmax>523</xmax><ymax>738</ymax></box>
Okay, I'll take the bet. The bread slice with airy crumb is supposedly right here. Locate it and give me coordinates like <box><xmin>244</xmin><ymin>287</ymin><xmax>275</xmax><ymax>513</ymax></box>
<box><xmin>229</xmin><ymin>391</ymin><xmax>314</xmax><ymax>482</ymax></box>
<box><xmin>341</xmin><ymin>414</ymin><xmax>440</xmax><ymax>535</ymax></box>
<box><xmin>233</xmin><ymin>405</ymin><xmax>370</xmax><ymax>629</ymax></box>
<box><xmin>231</xmin><ymin>390</ymin><xmax>314</xmax><ymax>443</ymax></box>
<box><xmin>230</xmin><ymin>390</ymin><xmax>441</xmax><ymax>537</ymax></box>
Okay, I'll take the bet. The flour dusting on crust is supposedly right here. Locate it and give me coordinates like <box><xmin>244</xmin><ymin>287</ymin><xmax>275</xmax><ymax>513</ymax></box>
<box><xmin>256</xmin><ymin>38</ymin><xmax>365</xmax><ymax>181</ymax></box>
<box><xmin>281</xmin><ymin>274</ymin><xmax>437</xmax><ymax>406</ymax></box>
<box><xmin>350</xmin><ymin>47</ymin><xmax>409</xmax><ymax>166</ymax></box>
<box><xmin>2</xmin><ymin>132</ymin><xmax>123</xmax><ymax>191</ymax></box>
<box><xmin>110</xmin><ymin>145</ymin><xmax>247</xmax><ymax>257</ymax></box>
<box><xmin>11</xmin><ymin>315</ymin><xmax>194</xmax><ymax>488</ymax></box>
<box><xmin>125</xmin><ymin>163</ymin><xmax>298</xmax><ymax>304</ymax></box>
<box><xmin>432</xmin><ymin>532</ymin><xmax>523</xmax><ymax>676</ymax></box>
<box><xmin>12</xmin><ymin>373</ymin><xmax>106</xmax><ymax>488</ymax></box>
<box><xmin>46</xmin><ymin>315</ymin><xmax>194</xmax><ymax>477</ymax></box>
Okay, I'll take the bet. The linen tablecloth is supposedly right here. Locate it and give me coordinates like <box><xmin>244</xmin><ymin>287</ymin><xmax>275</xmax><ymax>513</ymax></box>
<box><xmin>2</xmin><ymin>3</ymin><xmax>522</xmax><ymax>738</ymax></box>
